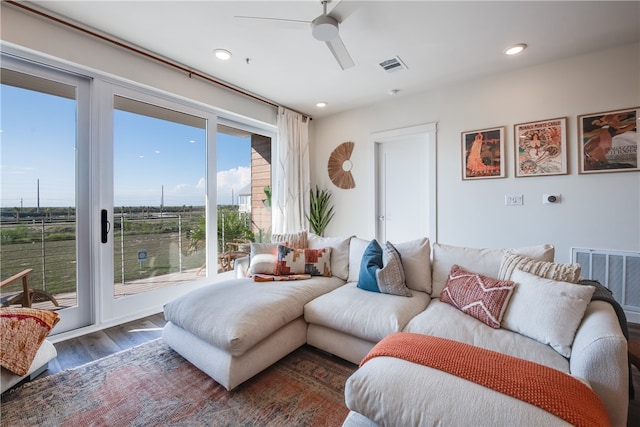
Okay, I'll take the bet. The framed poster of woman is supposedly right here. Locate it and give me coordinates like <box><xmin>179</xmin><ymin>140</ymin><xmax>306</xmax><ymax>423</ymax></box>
<box><xmin>461</xmin><ymin>127</ymin><xmax>505</xmax><ymax>180</ymax></box>
<box><xmin>514</xmin><ymin>117</ymin><xmax>567</xmax><ymax>177</ymax></box>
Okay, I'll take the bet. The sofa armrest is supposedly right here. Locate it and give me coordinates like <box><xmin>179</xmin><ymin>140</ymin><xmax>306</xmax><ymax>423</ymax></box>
<box><xmin>234</xmin><ymin>256</ymin><xmax>250</xmax><ymax>279</ymax></box>
<box><xmin>570</xmin><ymin>300</ymin><xmax>628</xmax><ymax>427</ymax></box>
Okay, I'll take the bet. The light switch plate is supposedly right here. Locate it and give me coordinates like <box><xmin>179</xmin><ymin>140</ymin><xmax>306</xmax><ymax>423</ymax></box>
<box><xmin>505</xmin><ymin>194</ymin><xmax>523</xmax><ymax>206</ymax></box>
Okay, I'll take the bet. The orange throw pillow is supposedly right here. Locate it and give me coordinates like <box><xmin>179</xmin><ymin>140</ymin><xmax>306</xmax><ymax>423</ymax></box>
<box><xmin>0</xmin><ymin>307</ymin><xmax>60</xmax><ymax>376</ymax></box>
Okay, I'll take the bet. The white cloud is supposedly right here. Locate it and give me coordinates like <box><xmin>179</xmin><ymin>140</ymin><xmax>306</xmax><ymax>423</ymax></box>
<box><xmin>217</xmin><ymin>166</ymin><xmax>250</xmax><ymax>205</ymax></box>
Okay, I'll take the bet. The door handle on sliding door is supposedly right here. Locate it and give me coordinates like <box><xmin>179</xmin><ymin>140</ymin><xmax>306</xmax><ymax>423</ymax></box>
<box><xmin>101</xmin><ymin>209</ymin><xmax>110</xmax><ymax>243</ymax></box>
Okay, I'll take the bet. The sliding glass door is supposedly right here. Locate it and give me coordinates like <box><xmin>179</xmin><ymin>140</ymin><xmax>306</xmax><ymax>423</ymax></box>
<box><xmin>1</xmin><ymin>55</ymin><xmax>91</xmax><ymax>333</ymax></box>
<box><xmin>98</xmin><ymin>84</ymin><xmax>217</xmax><ymax>321</ymax></box>
<box><xmin>2</xmin><ymin>50</ymin><xmax>276</xmax><ymax>332</ymax></box>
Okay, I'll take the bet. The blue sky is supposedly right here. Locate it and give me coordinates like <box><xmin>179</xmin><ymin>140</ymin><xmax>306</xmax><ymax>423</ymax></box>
<box><xmin>1</xmin><ymin>83</ymin><xmax>250</xmax><ymax>208</ymax></box>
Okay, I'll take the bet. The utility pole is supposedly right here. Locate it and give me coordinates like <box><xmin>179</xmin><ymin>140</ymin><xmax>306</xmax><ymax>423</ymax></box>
<box><xmin>36</xmin><ymin>179</ymin><xmax>40</xmax><ymax>214</ymax></box>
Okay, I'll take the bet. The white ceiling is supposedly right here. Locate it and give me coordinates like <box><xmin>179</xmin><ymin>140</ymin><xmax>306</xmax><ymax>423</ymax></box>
<box><xmin>29</xmin><ymin>1</ymin><xmax>640</xmax><ymax>118</ymax></box>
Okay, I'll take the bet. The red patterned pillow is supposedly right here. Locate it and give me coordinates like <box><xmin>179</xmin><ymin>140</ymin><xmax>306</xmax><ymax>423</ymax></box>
<box><xmin>0</xmin><ymin>307</ymin><xmax>60</xmax><ymax>376</ymax></box>
<box><xmin>275</xmin><ymin>245</ymin><xmax>332</xmax><ymax>277</ymax></box>
<box><xmin>440</xmin><ymin>265</ymin><xmax>515</xmax><ymax>329</ymax></box>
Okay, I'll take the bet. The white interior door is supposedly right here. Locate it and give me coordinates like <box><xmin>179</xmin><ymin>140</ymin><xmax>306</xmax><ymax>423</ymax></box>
<box><xmin>373</xmin><ymin>124</ymin><xmax>437</xmax><ymax>244</ymax></box>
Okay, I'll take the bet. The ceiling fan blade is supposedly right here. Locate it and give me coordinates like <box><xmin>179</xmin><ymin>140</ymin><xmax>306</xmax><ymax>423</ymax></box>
<box><xmin>328</xmin><ymin>0</ymin><xmax>359</xmax><ymax>23</ymax></box>
<box><xmin>326</xmin><ymin>35</ymin><xmax>354</xmax><ymax>70</ymax></box>
<box><xmin>234</xmin><ymin>15</ymin><xmax>310</xmax><ymax>25</ymax></box>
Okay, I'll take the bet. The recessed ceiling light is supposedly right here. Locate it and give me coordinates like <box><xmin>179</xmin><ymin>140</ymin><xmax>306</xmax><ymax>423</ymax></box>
<box><xmin>316</xmin><ymin>101</ymin><xmax>328</xmax><ymax>108</ymax></box>
<box><xmin>214</xmin><ymin>49</ymin><xmax>232</xmax><ymax>60</ymax></box>
<box><xmin>388</xmin><ymin>89</ymin><xmax>400</xmax><ymax>96</ymax></box>
<box><xmin>504</xmin><ymin>43</ymin><xmax>527</xmax><ymax>56</ymax></box>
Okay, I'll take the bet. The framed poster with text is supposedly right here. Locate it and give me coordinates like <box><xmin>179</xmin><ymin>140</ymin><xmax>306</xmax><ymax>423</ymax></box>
<box><xmin>578</xmin><ymin>107</ymin><xmax>639</xmax><ymax>174</ymax></box>
<box><xmin>514</xmin><ymin>117</ymin><xmax>567</xmax><ymax>177</ymax></box>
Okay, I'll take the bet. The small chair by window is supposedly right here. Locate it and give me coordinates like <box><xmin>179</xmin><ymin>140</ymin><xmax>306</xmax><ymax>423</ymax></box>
<box><xmin>1</xmin><ymin>269</ymin><xmax>59</xmax><ymax>308</ymax></box>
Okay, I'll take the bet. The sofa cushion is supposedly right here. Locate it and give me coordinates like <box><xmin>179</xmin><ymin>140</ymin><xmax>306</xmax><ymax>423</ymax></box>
<box><xmin>431</xmin><ymin>243</ymin><xmax>554</xmax><ymax>298</ymax></box>
<box><xmin>164</xmin><ymin>276</ymin><xmax>345</xmax><ymax>356</ymax></box>
<box><xmin>308</xmin><ymin>233</ymin><xmax>352</xmax><ymax>280</ymax></box>
<box><xmin>502</xmin><ymin>269</ymin><xmax>595</xmax><ymax>358</ymax></box>
<box><xmin>248</xmin><ymin>242</ymin><xmax>281</xmax><ymax>275</ymax></box>
<box><xmin>440</xmin><ymin>265</ymin><xmax>515</xmax><ymax>328</ymax></box>
<box><xmin>304</xmin><ymin>283</ymin><xmax>430</xmax><ymax>343</ymax></box>
<box><xmin>348</xmin><ymin>237</ymin><xmax>371</xmax><ymax>282</ymax></box>
<box><xmin>404</xmin><ymin>299</ymin><xmax>569</xmax><ymax>372</ymax></box>
<box><xmin>498</xmin><ymin>253</ymin><xmax>581</xmax><ymax>283</ymax></box>
<box><xmin>357</xmin><ymin>241</ymin><xmax>412</xmax><ymax>297</ymax></box>
<box><xmin>393</xmin><ymin>237</ymin><xmax>431</xmax><ymax>293</ymax></box>
<box><xmin>275</xmin><ymin>246</ymin><xmax>332</xmax><ymax>276</ymax></box>
<box><xmin>344</xmin><ymin>354</ymin><xmax>571</xmax><ymax>427</ymax></box>
<box><xmin>0</xmin><ymin>308</ymin><xmax>60</xmax><ymax>376</ymax></box>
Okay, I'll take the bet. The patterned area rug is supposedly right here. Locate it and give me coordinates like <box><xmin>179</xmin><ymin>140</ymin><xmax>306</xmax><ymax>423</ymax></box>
<box><xmin>1</xmin><ymin>340</ymin><xmax>357</xmax><ymax>426</ymax></box>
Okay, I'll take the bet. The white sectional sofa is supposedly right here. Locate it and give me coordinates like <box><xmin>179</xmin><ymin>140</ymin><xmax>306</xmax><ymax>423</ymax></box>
<box><xmin>162</xmin><ymin>234</ymin><xmax>629</xmax><ymax>426</ymax></box>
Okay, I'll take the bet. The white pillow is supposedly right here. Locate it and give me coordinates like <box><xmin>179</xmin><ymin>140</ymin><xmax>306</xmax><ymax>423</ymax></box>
<box><xmin>393</xmin><ymin>237</ymin><xmax>431</xmax><ymax>293</ymax></box>
<box><xmin>502</xmin><ymin>269</ymin><xmax>595</xmax><ymax>357</ymax></box>
<box><xmin>348</xmin><ymin>237</ymin><xmax>370</xmax><ymax>282</ymax></box>
<box><xmin>308</xmin><ymin>233</ymin><xmax>353</xmax><ymax>280</ymax></box>
<box><xmin>431</xmin><ymin>243</ymin><xmax>554</xmax><ymax>297</ymax></box>
<box><xmin>248</xmin><ymin>242</ymin><xmax>280</xmax><ymax>275</ymax></box>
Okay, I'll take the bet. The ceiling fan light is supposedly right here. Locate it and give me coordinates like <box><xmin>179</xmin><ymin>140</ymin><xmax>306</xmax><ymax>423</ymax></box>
<box><xmin>311</xmin><ymin>15</ymin><xmax>339</xmax><ymax>41</ymax></box>
<box><xmin>214</xmin><ymin>49</ymin><xmax>232</xmax><ymax>60</ymax></box>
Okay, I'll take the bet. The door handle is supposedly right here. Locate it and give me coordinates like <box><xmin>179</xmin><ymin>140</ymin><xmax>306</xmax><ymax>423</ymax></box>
<box><xmin>101</xmin><ymin>209</ymin><xmax>110</xmax><ymax>243</ymax></box>
<box><xmin>378</xmin><ymin>215</ymin><xmax>385</xmax><ymax>221</ymax></box>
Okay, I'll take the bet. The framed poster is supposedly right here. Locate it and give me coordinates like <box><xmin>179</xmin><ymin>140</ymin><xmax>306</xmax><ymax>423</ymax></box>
<box><xmin>514</xmin><ymin>117</ymin><xmax>567</xmax><ymax>177</ymax></box>
<box><xmin>578</xmin><ymin>107</ymin><xmax>639</xmax><ymax>174</ymax></box>
<box><xmin>461</xmin><ymin>127</ymin><xmax>505</xmax><ymax>180</ymax></box>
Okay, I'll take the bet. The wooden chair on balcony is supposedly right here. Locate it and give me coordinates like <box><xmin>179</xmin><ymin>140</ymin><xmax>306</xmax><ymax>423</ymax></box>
<box><xmin>0</xmin><ymin>268</ymin><xmax>59</xmax><ymax>308</ymax></box>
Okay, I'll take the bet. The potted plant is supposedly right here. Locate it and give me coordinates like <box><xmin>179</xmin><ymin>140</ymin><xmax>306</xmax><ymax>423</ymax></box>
<box><xmin>307</xmin><ymin>185</ymin><xmax>335</xmax><ymax>237</ymax></box>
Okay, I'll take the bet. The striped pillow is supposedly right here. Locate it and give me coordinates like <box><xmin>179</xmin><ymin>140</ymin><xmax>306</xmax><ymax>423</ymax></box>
<box><xmin>498</xmin><ymin>253</ymin><xmax>581</xmax><ymax>283</ymax></box>
<box><xmin>271</xmin><ymin>231</ymin><xmax>308</xmax><ymax>249</ymax></box>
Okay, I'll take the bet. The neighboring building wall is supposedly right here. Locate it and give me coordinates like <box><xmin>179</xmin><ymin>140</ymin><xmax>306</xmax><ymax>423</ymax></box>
<box><xmin>251</xmin><ymin>134</ymin><xmax>271</xmax><ymax>236</ymax></box>
<box><xmin>311</xmin><ymin>43</ymin><xmax>640</xmax><ymax>263</ymax></box>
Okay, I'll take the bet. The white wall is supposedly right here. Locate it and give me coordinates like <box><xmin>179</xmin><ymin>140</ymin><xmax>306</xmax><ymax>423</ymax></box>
<box><xmin>311</xmin><ymin>43</ymin><xmax>640</xmax><ymax>263</ymax></box>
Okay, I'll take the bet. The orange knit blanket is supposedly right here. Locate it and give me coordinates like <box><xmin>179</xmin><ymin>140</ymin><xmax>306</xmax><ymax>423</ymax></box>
<box><xmin>361</xmin><ymin>333</ymin><xmax>611</xmax><ymax>427</ymax></box>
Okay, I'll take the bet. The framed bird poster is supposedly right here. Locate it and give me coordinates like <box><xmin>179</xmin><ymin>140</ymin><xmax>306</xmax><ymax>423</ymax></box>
<box><xmin>578</xmin><ymin>107</ymin><xmax>639</xmax><ymax>174</ymax></box>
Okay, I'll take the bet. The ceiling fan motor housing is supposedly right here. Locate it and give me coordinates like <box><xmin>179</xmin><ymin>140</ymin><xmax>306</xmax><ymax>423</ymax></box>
<box><xmin>311</xmin><ymin>15</ymin><xmax>339</xmax><ymax>41</ymax></box>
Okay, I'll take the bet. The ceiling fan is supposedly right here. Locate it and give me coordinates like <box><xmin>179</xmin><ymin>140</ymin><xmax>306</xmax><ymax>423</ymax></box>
<box><xmin>236</xmin><ymin>0</ymin><xmax>355</xmax><ymax>70</ymax></box>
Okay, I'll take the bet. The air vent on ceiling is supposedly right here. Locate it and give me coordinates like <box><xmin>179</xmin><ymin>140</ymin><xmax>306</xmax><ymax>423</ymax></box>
<box><xmin>379</xmin><ymin>56</ymin><xmax>408</xmax><ymax>73</ymax></box>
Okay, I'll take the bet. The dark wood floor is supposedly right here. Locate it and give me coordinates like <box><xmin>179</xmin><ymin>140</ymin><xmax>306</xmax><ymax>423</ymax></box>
<box><xmin>45</xmin><ymin>313</ymin><xmax>166</xmax><ymax>375</ymax></box>
<box><xmin>34</xmin><ymin>316</ymin><xmax>640</xmax><ymax>426</ymax></box>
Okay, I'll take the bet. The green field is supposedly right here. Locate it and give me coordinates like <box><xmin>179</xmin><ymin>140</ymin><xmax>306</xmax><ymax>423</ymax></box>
<box><xmin>0</xmin><ymin>217</ymin><xmax>206</xmax><ymax>296</ymax></box>
<box><xmin>1</xmin><ymin>206</ymin><xmax>255</xmax><ymax>297</ymax></box>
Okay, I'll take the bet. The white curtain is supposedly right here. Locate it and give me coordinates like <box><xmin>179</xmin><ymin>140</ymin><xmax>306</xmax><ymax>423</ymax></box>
<box><xmin>273</xmin><ymin>107</ymin><xmax>310</xmax><ymax>234</ymax></box>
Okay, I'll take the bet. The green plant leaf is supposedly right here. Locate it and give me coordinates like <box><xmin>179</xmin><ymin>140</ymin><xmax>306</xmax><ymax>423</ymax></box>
<box><xmin>306</xmin><ymin>185</ymin><xmax>335</xmax><ymax>236</ymax></box>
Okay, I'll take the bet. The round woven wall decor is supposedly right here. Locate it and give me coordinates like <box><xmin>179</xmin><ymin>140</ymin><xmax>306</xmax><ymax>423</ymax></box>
<box><xmin>328</xmin><ymin>141</ymin><xmax>356</xmax><ymax>189</ymax></box>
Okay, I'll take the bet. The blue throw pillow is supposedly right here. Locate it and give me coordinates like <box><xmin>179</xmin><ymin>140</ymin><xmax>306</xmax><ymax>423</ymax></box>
<box><xmin>357</xmin><ymin>240</ymin><xmax>383</xmax><ymax>293</ymax></box>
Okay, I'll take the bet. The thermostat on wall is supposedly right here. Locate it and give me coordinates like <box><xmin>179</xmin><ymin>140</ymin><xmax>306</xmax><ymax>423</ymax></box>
<box><xmin>543</xmin><ymin>194</ymin><xmax>560</xmax><ymax>204</ymax></box>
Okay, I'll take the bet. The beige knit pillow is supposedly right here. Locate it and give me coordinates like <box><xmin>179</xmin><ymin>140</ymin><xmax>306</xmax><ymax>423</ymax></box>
<box><xmin>271</xmin><ymin>230</ymin><xmax>308</xmax><ymax>249</ymax></box>
<box><xmin>498</xmin><ymin>253</ymin><xmax>581</xmax><ymax>283</ymax></box>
